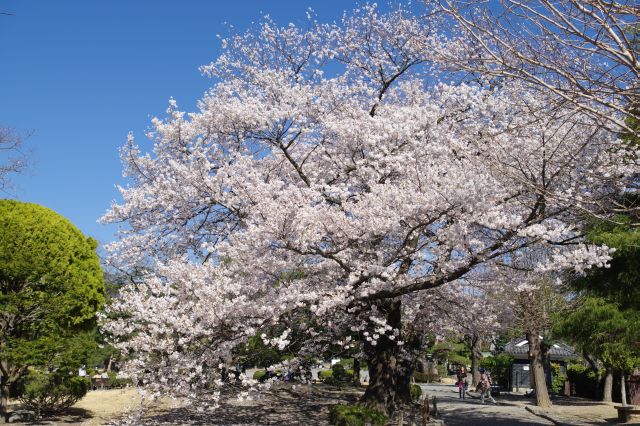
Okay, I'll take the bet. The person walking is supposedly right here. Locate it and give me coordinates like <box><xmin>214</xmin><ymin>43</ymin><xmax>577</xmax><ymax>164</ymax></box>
<box><xmin>456</xmin><ymin>366</ymin><xmax>468</xmax><ymax>399</ymax></box>
<box><xmin>478</xmin><ymin>368</ymin><xmax>497</xmax><ymax>404</ymax></box>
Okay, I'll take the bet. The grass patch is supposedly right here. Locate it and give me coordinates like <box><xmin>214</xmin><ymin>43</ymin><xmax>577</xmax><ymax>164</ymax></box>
<box><xmin>328</xmin><ymin>404</ymin><xmax>387</xmax><ymax>426</ymax></box>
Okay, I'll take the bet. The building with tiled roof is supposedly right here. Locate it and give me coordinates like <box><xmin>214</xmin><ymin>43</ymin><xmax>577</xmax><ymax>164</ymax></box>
<box><xmin>501</xmin><ymin>336</ymin><xmax>579</xmax><ymax>392</ymax></box>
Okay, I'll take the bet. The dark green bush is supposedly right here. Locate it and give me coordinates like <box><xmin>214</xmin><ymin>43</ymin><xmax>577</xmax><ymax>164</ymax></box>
<box><xmin>410</xmin><ymin>383</ymin><xmax>422</xmax><ymax>401</ymax></box>
<box><xmin>106</xmin><ymin>371</ymin><xmax>132</xmax><ymax>388</ymax></box>
<box><xmin>328</xmin><ymin>404</ymin><xmax>387</xmax><ymax>426</ymax></box>
<box><xmin>567</xmin><ymin>363</ymin><xmax>600</xmax><ymax>399</ymax></box>
<box><xmin>320</xmin><ymin>365</ymin><xmax>354</xmax><ymax>385</ymax></box>
<box><xmin>480</xmin><ymin>354</ymin><xmax>513</xmax><ymax>388</ymax></box>
<box><xmin>435</xmin><ymin>363</ymin><xmax>447</xmax><ymax>378</ymax></box>
<box><xmin>19</xmin><ymin>370</ymin><xmax>90</xmax><ymax>417</ymax></box>
<box><xmin>332</xmin><ymin>364</ymin><xmax>352</xmax><ymax>382</ymax></box>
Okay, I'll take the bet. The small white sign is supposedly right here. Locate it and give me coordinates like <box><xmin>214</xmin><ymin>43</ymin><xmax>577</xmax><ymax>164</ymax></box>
<box><xmin>523</xmin><ymin>365</ymin><xmax>530</xmax><ymax>371</ymax></box>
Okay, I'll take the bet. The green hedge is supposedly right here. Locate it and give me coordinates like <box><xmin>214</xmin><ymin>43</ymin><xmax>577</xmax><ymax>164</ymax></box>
<box><xmin>320</xmin><ymin>366</ymin><xmax>354</xmax><ymax>382</ymax></box>
<box><xmin>252</xmin><ymin>369</ymin><xmax>282</xmax><ymax>382</ymax></box>
<box><xmin>107</xmin><ymin>371</ymin><xmax>132</xmax><ymax>388</ymax></box>
<box><xmin>328</xmin><ymin>404</ymin><xmax>387</xmax><ymax>426</ymax></box>
<box><xmin>411</xmin><ymin>384</ymin><xmax>422</xmax><ymax>401</ymax></box>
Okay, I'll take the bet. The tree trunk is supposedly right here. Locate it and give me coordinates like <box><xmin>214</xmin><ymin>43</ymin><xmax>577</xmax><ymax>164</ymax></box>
<box><xmin>527</xmin><ymin>332</ymin><xmax>552</xmax><ymax>408</ymax></box>
<box><xmin>360</xmin><ymin>300</ymin><xmax>412</xmax><ymax>416</ymax></box>
<box><xmin>353</xmin><ymin>358</ymin><xmax>361</xmax><ymax>386</ymax></box>
<box><xmin>1</xmin><ymin>375</ymin><xmax>9</xmax><ymax>423</ymax></box>
<box><xmin>583</xmin><ymin>352</ymin><xmax>601</xmax><ymax>400</ymax></box>
<box><xmin>470</xmin><ymin>337</ymin><xmax>481</xmax><ymax>387</ymax></box>
<box><xmin>620</xmin><ymin>372</ymin><xmax>628</xmax><ymax>406</ymax></box>
<box><xmin>602</xmin><ymin>369</ymin><xmax>613</xmax><ymax>402</ymax></box>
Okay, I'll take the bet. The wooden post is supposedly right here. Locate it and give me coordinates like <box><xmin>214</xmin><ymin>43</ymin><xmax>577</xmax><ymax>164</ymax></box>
<box><xmin>422</xmin><ymin>393</ymin><xmax>430</xmax><ymax>425</ymax></box>
<box><xmin>433</xmin><ymin>395</ymin><xmax>438</xmax><ymax>417</ymax></box>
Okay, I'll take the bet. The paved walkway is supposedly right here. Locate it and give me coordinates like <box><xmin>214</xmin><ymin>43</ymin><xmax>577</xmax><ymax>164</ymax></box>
<box><xmin>419</xmin><ymin>383</ymin><xmax>625</xmax><ymax>425</ymax></box>
<box><xmin>419</xmin><ymin>383</ymin><xmax>554</xmax><ymax>425</ymax></box>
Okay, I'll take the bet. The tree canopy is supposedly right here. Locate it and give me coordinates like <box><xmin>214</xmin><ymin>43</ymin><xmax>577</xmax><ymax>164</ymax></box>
<box><xmin>0</xmin><ymin>200</ymin><xmax>104</xmax><ymax>416</ymax></box>
<box><xmin>101</xmin><ymin>3</ymin><xmax>636</xmax><ymax>415</ymax></box>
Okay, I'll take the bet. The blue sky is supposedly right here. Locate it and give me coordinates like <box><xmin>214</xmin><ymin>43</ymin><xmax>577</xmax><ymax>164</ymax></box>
<box><xmin>0</xmin><ymin>0</ymin><xmax>369</xmax><ymax>251</ymax></box>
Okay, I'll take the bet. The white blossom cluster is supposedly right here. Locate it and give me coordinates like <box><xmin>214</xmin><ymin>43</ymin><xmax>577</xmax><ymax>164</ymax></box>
<box><xmin>100</xmin><ymin>4</ymin><xmax>635</xmax><ymax>401</ymax></box>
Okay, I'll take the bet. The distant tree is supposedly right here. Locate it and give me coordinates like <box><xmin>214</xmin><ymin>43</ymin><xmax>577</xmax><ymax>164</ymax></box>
<box><xmin>490</xmin><ymin>261</ymin><xmax>568</xmax><ymax>409</ymax></box>
<box><xmin>555</xmin><ymin>297</ymin><xmax>639</xmax><ymax>404</ymax></box>
<box><xmin>0</xmin><ymin>126</ymin><xmax>28</xmax><ymax>192</ymax></box>
<box><xmin>0</xmin><ymin>200</ymin><xmax>104</xmax><ymax>419</ymax></box>
<box><xmin>513</xmin><ymin>277</ymin><xmax>566</xmax><ymax>408</ymax></box>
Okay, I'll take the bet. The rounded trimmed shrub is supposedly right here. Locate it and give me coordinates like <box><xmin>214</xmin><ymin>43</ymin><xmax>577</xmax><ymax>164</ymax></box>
<box><xmin>19</xmin><ymin>370</ymin><xmax>90</xmax><ymax>417</ymax></box>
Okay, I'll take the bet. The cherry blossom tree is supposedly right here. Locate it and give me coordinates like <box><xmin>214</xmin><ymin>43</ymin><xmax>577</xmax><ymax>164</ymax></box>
<box><xmin>437</xmin><ymin>0</ymin><xmax>640</xmax><ymax>220</ymax></box>
<box><xmin>438</xmin><ymin>0</ymin><xmax>639</xmax><ymax>134</ymax></box>
<box><xmin>101</xmin><ymin>5</ymin><xmax>632</xmax><ymax>415</ymax></box>
<box><xmin>422</xmin><ymin>278</ymin><xmax>513</xmax><ymax>386</ymax></box>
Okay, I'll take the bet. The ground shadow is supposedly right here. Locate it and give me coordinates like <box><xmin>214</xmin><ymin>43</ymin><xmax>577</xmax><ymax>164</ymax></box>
<box><xmin>139</xmin><ymin>385</ymin><xmax>362</xmax><ymax>425</ymax></box>
<box><xmin>18</xmin><ymin>407</ymin><xmax>93</xmax><ymax>425</ymax></box>
<box><xmin>439</xmin><ymin>406</ymin><xmax>549</xmax><ymax>425</ymax></box>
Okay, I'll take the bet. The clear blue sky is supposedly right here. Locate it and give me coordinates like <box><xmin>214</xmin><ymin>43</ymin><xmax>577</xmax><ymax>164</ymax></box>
<box><xmin>0</xmin><ymin>0</ymin><xmax>369</xmax><ymax>251</ymax></box>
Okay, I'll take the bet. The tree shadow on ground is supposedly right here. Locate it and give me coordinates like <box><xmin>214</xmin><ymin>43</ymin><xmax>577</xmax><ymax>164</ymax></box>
<box><xmin>21</xmin><ymin>407</ymin><xmax>93</xmax><ymax>425</ymax></box>
<box><xmin>439</xmin><ymin>406</ymin><xmax>550</xmax><ymax>426</ymax></box>
<box><xmin>141</xmin><ymin>385</ymin><xmax>361</xmax><ymax>425</ymax></box>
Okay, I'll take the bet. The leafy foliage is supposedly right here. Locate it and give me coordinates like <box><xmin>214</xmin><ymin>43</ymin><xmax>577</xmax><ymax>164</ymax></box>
<box><xmin>554</xmin><ymin>297</ymin><xmax>639</xmax><ymax>372</ymax></box>
<box><xmin>550</xmin><ymin>363</ymin><xmax>566</xmax><ymax>394</ymax></box>
<box><xmin>0</xmin><ymin>200</ymin><xmax>104</xmax><ymax>413</ymax></box>
<box><xmin>566</xmin><ymin>363</ymin><xmax>600</xmax><ymax>399</ymax></box>
<box><xmin>233</xmin><ymin>335</ymin><xmax>283</xmax><ymax>370</ymax></box>
<box><xmin>328</xmin><ymin>404</ymin><xmax>387</xmax><ymax>426</ymax></box>
<box><xmin>331</xmin><ymin>364</ymin><xmax>352</xmax><ymax>382</ymax></box>
<box><xmin>100</xmin><ymin>3</ymin><xmax>628</xmax><ymax>408</ymax></box>
<box><xmin>106</xmin><ymin>371</ymin><xmax>132</xmax><ymax>388</ymax></box>
<box><xmin>410</xmin><ymin>383</ymin><xmax>422</xmax><ymax>402</ymax></box>
<box><xmin>580</xmin><ymin>215</ymin><xmax>640</xmax><ymax>310</ymax></box>
<box><xmin>19</xmin><ymin>370</ymin><xmax>90</xmax><ymax>417</ymax></box>
<box><xmin>430</xmin><ymin>341</ymin><xmax>470</xmax><ymax>368</ymax></box>
<box><xmin>480</xmin><ymin>354</ymin><xmax>513</xmax><ymax>389</ymax></box>
<box><xmin>252</xmin><ymin>370</ymin><xmax>267</xmax><ymax>381</ymax></box>
<box><xmin>320</xmin><ymin>364</ymin><xmax>354</xmax><ymax>387</ymax></box>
